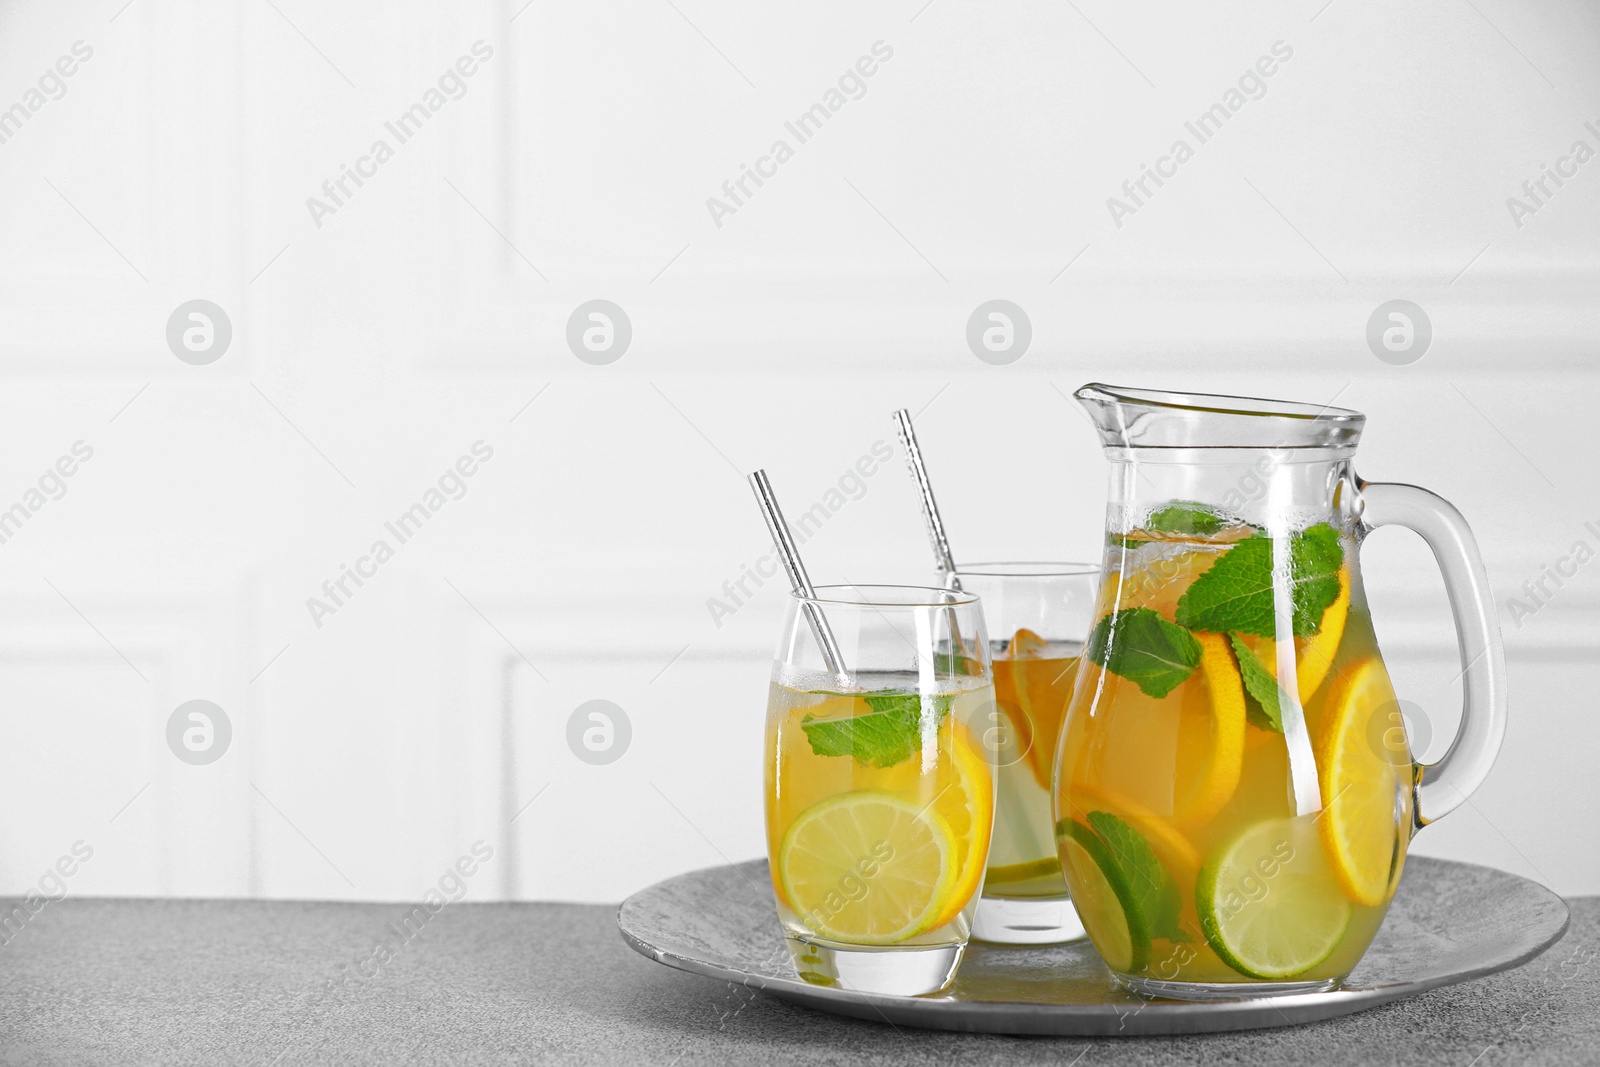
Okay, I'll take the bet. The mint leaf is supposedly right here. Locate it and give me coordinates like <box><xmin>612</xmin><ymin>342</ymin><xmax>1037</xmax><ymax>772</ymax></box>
<box><xmin>1146</xmin><ymin>500</ymin><xmax>1226</xmax><ymax>537</ymax></box>
<box><xmin>1174</xmin><ymin>524</ymin><xmax>1344</xmax><ymax>638</ymax></box>
<box><xmin>1086</xmin><ymin>810</ymin><xmax>1187</xmax><ymax>943</ymax></box>
<box><xmin>932</xmin><ymin>650</ymin><xmax>982</xmax><ymax>677</ymax></box>
<box><xmin>1229</xmin><ymin>634</ymin><xmax>1286</xmax><ymax>733</ymax></box>
<box><xmin>1086</xmin><ymin>608</ymin><xmax>1202</xmax><ymax>699</ymax></box>
<box><xmin>800</xmin><ymin>690</ymin><xmax>949</xmax><ymax>767</ymax></box>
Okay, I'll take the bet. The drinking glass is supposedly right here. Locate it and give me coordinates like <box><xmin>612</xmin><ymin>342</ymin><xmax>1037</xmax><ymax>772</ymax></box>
<box><xmin>943</xmin><ymin>563</ymin><xmax>1100</xmax><ymax>944</ymax></box>
<box><xmin>764</xmin><ymin>584</ymin><xmax>996</xmax><ymax>996</ymax></box>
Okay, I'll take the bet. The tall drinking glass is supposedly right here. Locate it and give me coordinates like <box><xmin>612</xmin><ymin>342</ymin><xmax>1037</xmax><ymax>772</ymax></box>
<box><xmin>944</xmin><ymin>563</ymin><xmax>1100</xmax><ymax>944</ymax></box>
<box><xmin>764</xmin><ymin>585</ymin><xmax>996</xmax><ymax>996</ymax></box>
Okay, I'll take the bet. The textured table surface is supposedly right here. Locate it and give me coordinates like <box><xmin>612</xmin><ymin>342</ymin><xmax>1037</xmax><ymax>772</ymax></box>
<box><xmin>0</xmin><ymin>892</ymin><xmax>1593</xmax><ymax>1066</ymax></box>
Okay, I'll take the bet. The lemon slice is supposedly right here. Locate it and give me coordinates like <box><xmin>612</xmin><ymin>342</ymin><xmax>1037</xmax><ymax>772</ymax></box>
<box><xmin>1299</xmin><ymin>570</ymin><xmax>1351</xmax><ymax>700</ymax></box>
<box><xmin>1117</xmin><ymin>550</ymin><xmax>1216</xmax><ymax>617</ymax></box>
<box><xmin>1197</xmin><ymin>816</ymin><xmax>1352</xmax><ymax>979</ymax></box>
<box><xmin>923</xmin><ymin>723</ymin><xmax>994</xmax><ymax>930</ymax></box>
<box><xmin>1063</xmin><ymin>784</ymin><xmax>1201</xmax><ymax>885</ymax></box>
<box><xmin>1172</xmin><ymin>632</ymin><xmax>1246</xmax><ymax>829</ymax></box>
<box><xmin>1235</xmin><ymin>567</ymin><xmax>1351</xmax><ymax>705</ymax></box>
<box><xmin>1316</xmin><ymin>656</ymin><xmax>1408</xmax><ymax>906</ymax></box>
<box><xmin>779</xmin><ymin>792</ymin><xmax>957</xmax><ymax>944</ymax></box>
<box><xmin>993</xmin><ymin>629</ymin><xmax>1045</xmax><ymax>782</ymax></box>
<box><xmin>1009</xmin><ymin>628</ymin><xmax>1081</xmax><ymax>792</ymax></box>
<box><xmin>1009</xmin><ymin>627</ymin><xmax>1051</xmax><ymax>659</ymax></box>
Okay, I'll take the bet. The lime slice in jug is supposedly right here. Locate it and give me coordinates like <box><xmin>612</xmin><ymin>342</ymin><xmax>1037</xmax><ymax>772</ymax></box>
<box><xmin>1056</xmin><ymin>819</ymin><xmax>1148</xmax><ymax>973</ymax></box>
<box><xmin>1196</xmin><ymin>816</ymin><xmax>1352</xmax><ymax>980</ymax></box>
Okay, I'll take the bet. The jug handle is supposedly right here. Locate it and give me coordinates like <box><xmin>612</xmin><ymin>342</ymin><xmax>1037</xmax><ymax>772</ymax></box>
<box><xmin>1358</xmin><ymin>480</ymin><xmax>1507</xmax><ymax>831</ymax></box>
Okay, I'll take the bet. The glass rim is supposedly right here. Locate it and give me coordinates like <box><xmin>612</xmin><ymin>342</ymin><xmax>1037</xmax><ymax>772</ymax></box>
<box><xmin>789</xmin><ymin>583</ymin><xmax>980</xmax><ymax>608</ymax></box>
<box><xmin>1077</xmin><ymin>383</ymin><xmax>1365</xmax><ymax>423</ymax></box>
<box><xmin>948</xmin><ymin>560</ymin><xmax>1101</xmax><ymax>578</ymax></box>
<box><xmin>1075</xmin><ymin>381</ymin><xmax>1366</xmax><ymax>452</ymax></box>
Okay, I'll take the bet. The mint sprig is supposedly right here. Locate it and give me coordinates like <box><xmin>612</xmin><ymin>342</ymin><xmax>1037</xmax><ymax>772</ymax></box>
<box><xmin>800</xmin><ymin>690</ymin><xmax>949</xmax><ymax>767</ymax></box>
<box><xmin>1086</xmin><ymin>607</ymin><xmax>1202</xmax><ymax>700</ymax></box>
<box><xmin>1088</xmin><ymin>810</ymin><xmax>1187</xmax><ymax>943</ymax></box>
<box><xmin>1145</xmin><ymin>500</ymin><xmax>1227</xmax><ymax>537</ymax></box>
<box><xmin>1174</xmin><ymin>524</ymin><xmax>1344</xmax><ymax>639</ymax></box>
<box><xmin>1229</xmin><ymin>635</ymin><xmax>1287</xmax><ymax>733</ymax></box>
<box><xmin>1057</xmin><ymin>811</ymin><xmax>1187</xmax><ymax>948</ymax></box>
<box><xmin>932</xmin><ymin>650</ymin><xmax>982</xmax><ymax>677</ymax></box>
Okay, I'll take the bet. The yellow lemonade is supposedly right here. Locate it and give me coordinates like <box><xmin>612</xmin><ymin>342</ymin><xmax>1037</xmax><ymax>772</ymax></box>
<box><xmin>765</xmin><ymin>676</ymin><xmax>995</xmax><ymax>959</ymax></box>
<box><xmin>1055</xmin><ymin>519</ymin><xmax>1413</xmax><ymax>989</ymax></box>
<box><xmin>984</xmin><ymin>632</ymin><xmax>1081</xmax><ymax>898</ymax></box>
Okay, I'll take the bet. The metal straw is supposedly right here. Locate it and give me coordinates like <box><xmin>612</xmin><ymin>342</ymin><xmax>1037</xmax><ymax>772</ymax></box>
<box><xmin>748</xmin><ymin>470</ymin><xmax>848</xmax><ymax>679</ymax></box>
<box><xmin>892</xmin><ymin>409</ymin><xmax>973</xmax><ymax>670</ymax></box>
<box><xmin>893</xmin><ymin>409</ymin><xmax>959</xmax><ymax>576</ymax></box>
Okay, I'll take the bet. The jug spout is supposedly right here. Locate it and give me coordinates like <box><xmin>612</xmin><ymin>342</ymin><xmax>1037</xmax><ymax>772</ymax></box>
<box><xmin>1074</xmin><ymin>383</ymin><xmax>1364</xmax><ymax>452</ymax></box>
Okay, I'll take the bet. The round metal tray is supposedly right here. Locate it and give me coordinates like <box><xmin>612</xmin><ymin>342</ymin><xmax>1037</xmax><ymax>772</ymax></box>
<box><xmin>617</xmin><ymin>856</ymin><xmax>1569</xmax><ymax>1036</ymax></box>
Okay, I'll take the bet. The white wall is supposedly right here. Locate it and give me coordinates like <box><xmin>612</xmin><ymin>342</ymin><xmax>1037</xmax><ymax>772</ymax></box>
<box><xmin>0</xmin><ymin>0</ymin><xmax>1595</xmax><ymax>904</ymax></box>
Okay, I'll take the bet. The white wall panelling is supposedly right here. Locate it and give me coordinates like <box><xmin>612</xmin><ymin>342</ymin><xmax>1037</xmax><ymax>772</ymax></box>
<box><xmin>0</xmin><ymin>1</ymin><xmax>1594</xmax><ymax>902</ymax></box>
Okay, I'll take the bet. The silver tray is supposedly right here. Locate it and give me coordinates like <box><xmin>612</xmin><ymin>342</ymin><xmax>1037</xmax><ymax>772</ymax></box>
<box><xmin>617</xmin><ymin>856</ymin><xmax>1569</xmax><ymax>1036</ymax></box>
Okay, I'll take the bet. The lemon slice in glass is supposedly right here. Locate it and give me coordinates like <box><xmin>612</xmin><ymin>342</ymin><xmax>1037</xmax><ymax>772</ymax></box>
<box><xmin>779</xmin><ymin>792</ymin><xmax>957</xmax><ymax>945</ymax></box>
<box><xmin>923</xmin><ymin>723</ymin><xmax>994</xmax><ymax>930</ymax></box>
<box><xmin>1064</xmin><ymin>784</ymin><xmax>1202</xmax><ymax>886</ymax></box>
<box><xmin>1172</xmin><ymin>631</ymin><xmax>1247</xmax><ymax>829</ymax></box>
<box><xmin>1233</xmin><ymin>566</ymin><xmax>1351</xmax><ymax>705</ymax></box>
<box><xmin>1317</xmin><ymin>656</ymin><xmax>1408</xmax><ymax>906</ymax></box>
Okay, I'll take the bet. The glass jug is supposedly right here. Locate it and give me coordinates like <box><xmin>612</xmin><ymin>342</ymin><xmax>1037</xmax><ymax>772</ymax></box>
<box><xmin>1054</xmin><ymin>383</ymin><xmax>1506</xmax><ymax>1000</ymax></box>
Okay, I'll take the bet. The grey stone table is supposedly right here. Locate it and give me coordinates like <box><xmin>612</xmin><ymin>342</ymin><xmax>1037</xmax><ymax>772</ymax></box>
<box><xmin>0</xmin><ymin>893</ymin><xmax>1594</xmax><ymax>1066</ymax></box>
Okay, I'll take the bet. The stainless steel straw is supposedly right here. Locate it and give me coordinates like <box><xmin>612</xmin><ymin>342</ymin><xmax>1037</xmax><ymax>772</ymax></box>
<box><xmin>893</xmin><ymin>409</ymin><xmax>959</xmax><ymax>576</ymax></box>
<box><xmin>892</xmin><ymin>409</ymin><xmax>974</xmax><ymax>668</ymax></box>
<box><xmin>748</xmin><ymin>470</ymin><xmax>848</xmax><ymax>679</ymax></box>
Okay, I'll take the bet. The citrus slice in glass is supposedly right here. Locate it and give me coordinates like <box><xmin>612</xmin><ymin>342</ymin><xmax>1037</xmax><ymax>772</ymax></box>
<box><xmin>1006</xmin><ymin>627</ymin><xmax>1077</xmax><ymax>791</ymax></box>
<box><xmin>984</xmin><ymin>856</ymin><xmax>1063</xmax><ymax>885</ymax></box>
<box><xmin>1172</xmin><ymin>631</ymin><xmax>1247</xmax><ymax>829</ymax></box>
<box><xmin>992</xmin><ymin>628</ymin><xmax>1046</xmax><ymax>781</ymax></box>
<box><xmin>1009</xmin><ymin>627</ymin><xmax>1051</xmax><ymax>659</ymax></box>
<box><xmin>1233</xmin><ymin>566</ymin><xmax>1351</xmax><ymax>705</ymax></box>
<box><xmin>1117</xmin><ymin>549</ymin><xmax>1216</xmax><ymax>617</ymax></box>
<box><xmin>1197</xmin><ymin>815</ymin><xmax>1352</xmax><ymax>980</ymax></box>
<box><xmin>924</xmin><ymin>722</ymin><xmax>994</xmax><ymax>929</ymax></box>
<box><xmin>1056</xmin><ymin>819</ymin><xmax>1147</xmax><ymax>973</ymax></box>
<box><xmin>1316</xmin><ymin>656</ymin><xmax>1407</xmax><ymax>906</ymax></box>
<box><xmin>1063</xmin><ymin>784</ymin><xmax>1201</xmax><ymax>885</ymax></box>
<box><xmin>779</xmin><ymin>791</ymin><xmax>957</xmax><ymax>945</ymax></box>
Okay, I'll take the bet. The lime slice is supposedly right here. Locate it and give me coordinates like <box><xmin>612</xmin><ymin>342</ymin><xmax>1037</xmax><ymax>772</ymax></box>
<box><xmin>1056</xmin><ymin>820</ymin><xmax>1147</xmax><ymax>972</ymax></box>
<box><xmin>1197</xmin><ymin>816</ymin><xmax>1352</xmax><ymax>980</ymax></box>
<box><xmin>779</xmin><ymin>792</ymin><xmax>957</xmax><ymax>945</ymax></box>
<box><xmin>985</xmin><ymin>856</ymin><xmax>1064</xmax><ymax>885</ymax></box>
